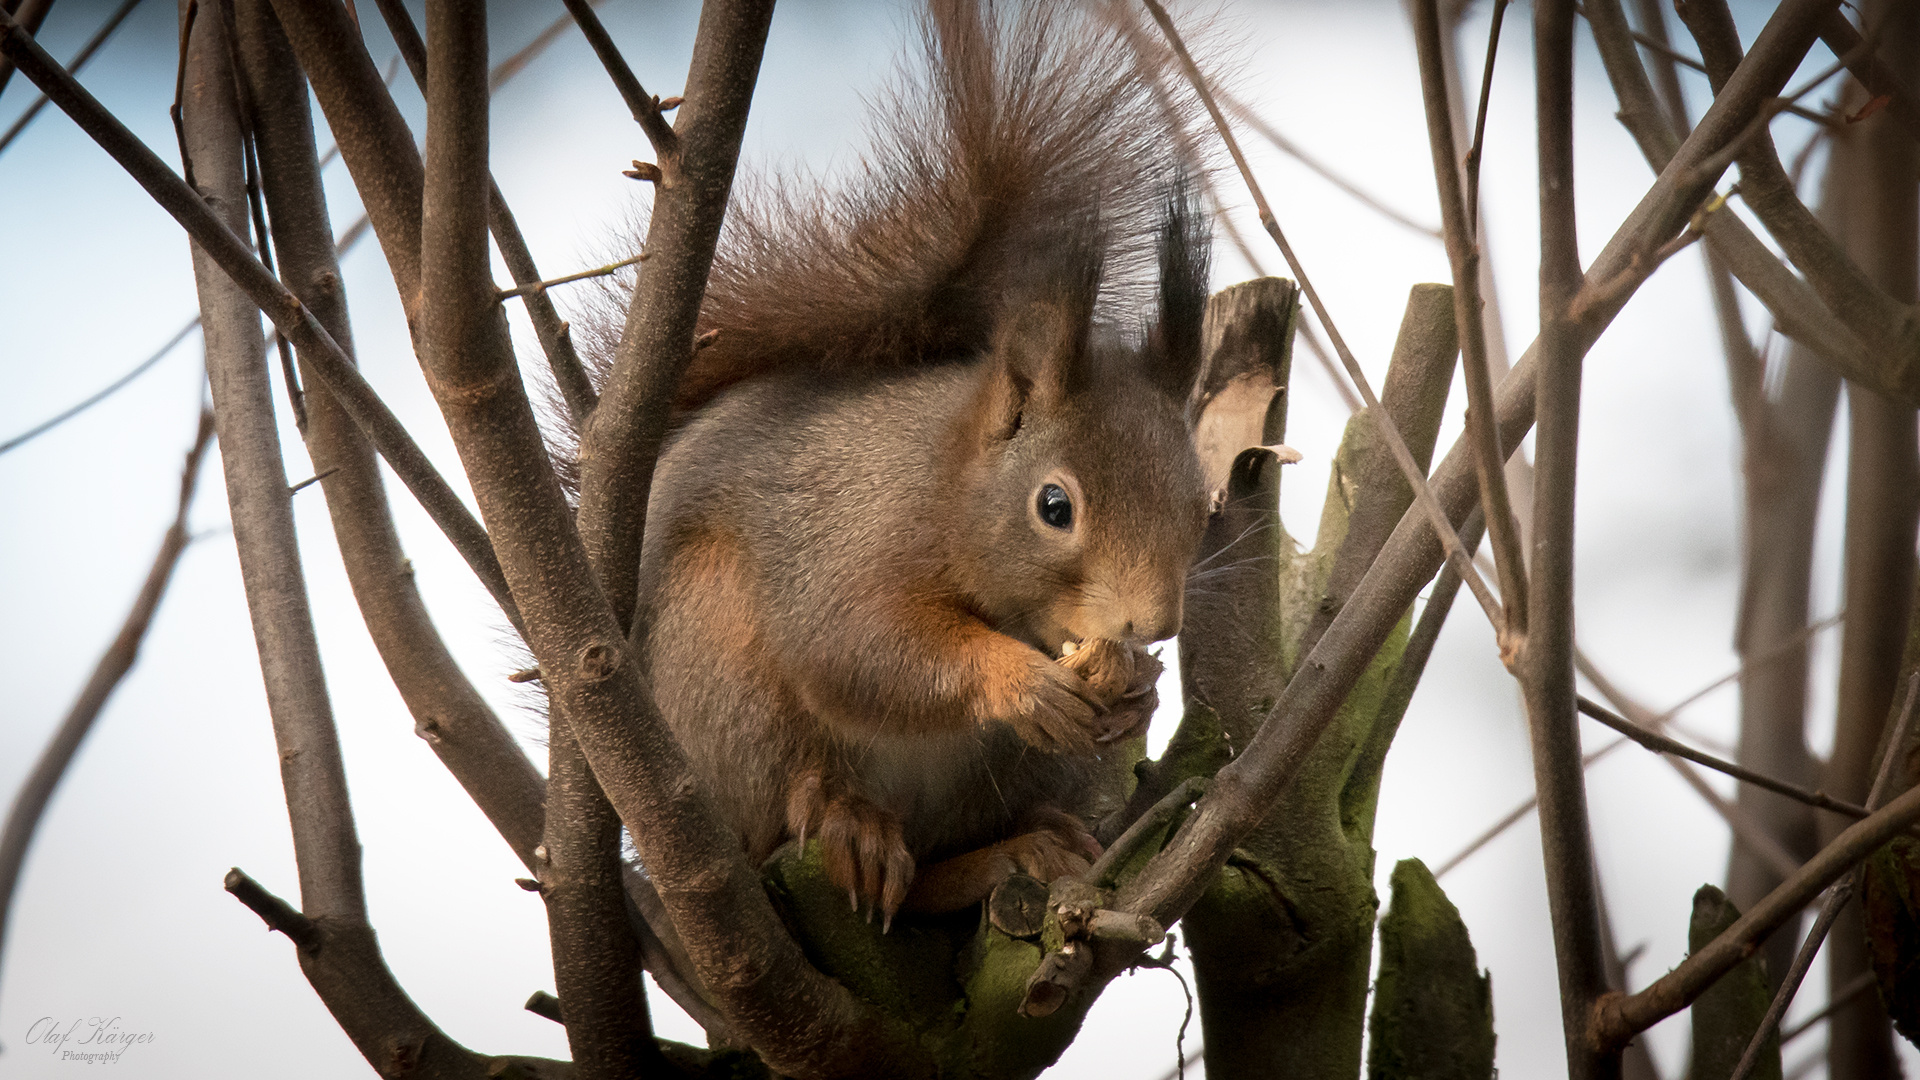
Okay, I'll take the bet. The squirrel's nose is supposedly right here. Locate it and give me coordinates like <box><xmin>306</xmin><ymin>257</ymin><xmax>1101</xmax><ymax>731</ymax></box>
<box><xmin>1128</xmin><ymin>596</ymin><xmax>1183</xmax><ymax>644</ymax></box>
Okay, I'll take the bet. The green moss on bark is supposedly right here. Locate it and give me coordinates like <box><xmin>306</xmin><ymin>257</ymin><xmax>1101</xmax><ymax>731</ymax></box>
<box><xmin>1366</xmin><ymin>859</ymin><xmax>1494</xmax><ymax>1080</ymax></box>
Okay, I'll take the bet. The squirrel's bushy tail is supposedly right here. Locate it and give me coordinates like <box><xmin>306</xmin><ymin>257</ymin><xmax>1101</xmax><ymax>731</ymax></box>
<box><xmin>654</xmin><ymin>0</ymin><xmax>1199</xmax><ymax>411</ymax></box>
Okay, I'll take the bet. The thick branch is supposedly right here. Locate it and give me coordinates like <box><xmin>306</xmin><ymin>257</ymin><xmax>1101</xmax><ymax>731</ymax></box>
<box><xmin>178</xmin><ymin>13</ymin><xmax>489</xmax><ymax>1075</ymax></box>
<box><xmin>367</xmin><ymin>0</ymin><xmax>599</xmax><ymax>427</ymax></box>
<box><xmin>413</xmin><ymin>2</ymin><xmax>896</xmax><ymax>1073</ymax></box>
<box><xmin>232</xmin><ymin>0</ymin><xmax>547</xmax><ymax>868</ymax></box>
<box><xmin>1524</xmin><ymin>5</ymin><xmax>1615</xmax><ymax>1076</ymax></box>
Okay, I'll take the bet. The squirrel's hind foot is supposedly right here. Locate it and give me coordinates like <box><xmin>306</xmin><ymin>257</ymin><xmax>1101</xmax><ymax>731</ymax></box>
<box><xmin>902</xmin><ymin>810</ymin><xmax>1100</xmax><ymax>915</ymax></box>
<box><xmin>788</xmin><ymin>771</ymin><xmax>916</xmax><ymax>928</ymax></box>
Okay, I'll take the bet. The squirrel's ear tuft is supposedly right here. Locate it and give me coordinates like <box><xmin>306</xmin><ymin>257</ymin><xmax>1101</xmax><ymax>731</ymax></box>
<box><xmin>1143</xmin><ymin>184</ymin><xmax>1212</xmax><ymax>407</ymax></box>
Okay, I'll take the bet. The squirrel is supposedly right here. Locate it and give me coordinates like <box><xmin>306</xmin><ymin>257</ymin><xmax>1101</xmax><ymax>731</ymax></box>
<box><xmin>604</xmin><ymin>0</ymin><xmax>1213</xmax><ymax>924</ymax></box>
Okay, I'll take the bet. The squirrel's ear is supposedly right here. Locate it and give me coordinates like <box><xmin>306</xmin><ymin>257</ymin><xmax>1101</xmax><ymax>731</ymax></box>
<box><xmin>974</xmin><ymin>301</ymin><xmax>1089</xmax><ymax>439</ymax></box>
<box><xmin>1143</xmin><ymin>185</ymin><xmax>1212</xmax><ymax>407</ymax></box>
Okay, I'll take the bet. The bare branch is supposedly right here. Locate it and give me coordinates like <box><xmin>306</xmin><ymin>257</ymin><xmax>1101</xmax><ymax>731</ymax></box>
<box><xmin>1592</xmin><ymin>780</ymin><xmax>1920</xmax><ymax>1047</ymax></box>
<box><xmin>1726</xmin><ymin>674</ymin><xmax>1920</xmax><ymax>1080</ymax></box>
<box><xmin>0</xmin><ymin>319</ymin><xmax>198</xmax><ymax>456</ymax></box>
<box><xmin>1216</xmin><ymin>90</ymin><xmax>1442</xmax><ymax>241</ymax></box>
<box><xmin>0</xmin><ymin>0</ymin><xmax>140</xmax><ymax>157</ymax></box>
<box><xmin>1113</xmin><ymin>0</ymin><xmax>1834</xmax><ymax>958</ymax></box>
<box><xmin>497</xmin><ymin>253</ymin><xmax>646</xmax><ymax>300</ymax></box>
<box><xmin>1679</xmin><ymin>0</ymin><xmax>1920</xmax><ymax>406</ymax></box>
<box><xmin>1817</xmin><ymin>9</ymin><xmax>1920</xmax><ymax>145</ymax></box>
<box><xmin>0</xmin><ymin>0</ymin><xmax>51</xmax><ymax>102</ymax></box>
<box><xmin>0</xmin><ymin>6</ymin><xmax>523</xmax><ymax>632</ymax></box>
<box><xmin>1522</xmin><ymin>6</ymin><xmax>1617</xmax><ymax>1074</ymax></box>
<box><xmin>0</xmin><ymin>410</ymin><xmax>212</xmax><ymax>987</ymax></box>
<box><xmin>232</xmin><ymin>0</ymin><xmax>547</xmax><ymax>868</ymax></box>
<box><xmin>411</xmin><ymin>1</ymin><xmax>899</xmax><ymax>1071</ymax></box>
<box><xmin>574</xmin><ymin>0</ymin><xmax>774</xmax><ymax>633</ymax></box>
<box><xmin>1575</xmin><ymin>695</ymin><xmax>1878</xmax><ymax>824</ymax></box>
<box><xmin>368</xmin><ymin>0</ymin><xmax>603</xmax><ymax>427</ymax></box>
<box><xmin>1414</xmin><ymin>0</ymin><xmax>1530</xmax><ymax>658</ymax></box>
<box><xmin>561</xmin><ymin>0</ymin><xmax>677</xmax><ymax>158</ymax></box>
<box><xmin>1462</xmin><ymin>0</ymin><xmax>1510</xmax><ymax>233</ymax></box>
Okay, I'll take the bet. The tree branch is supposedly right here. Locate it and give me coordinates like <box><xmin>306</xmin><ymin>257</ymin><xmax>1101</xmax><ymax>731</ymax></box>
<box><xmin>1727</xmin><ymin>674</ymin><xmax>1920</xmax><ymax>1080</ymax></box>
<box><xmin>0</xmin><ymin>0</ymin><xmax>140</xmax><ymax>157</ymax></box>
<box><xmin>367</xmin><ymin>0</ymin><xmax>600</xmax><ymax>427</ymax></box>
<box><xmin>178</xmin><ymin>11</ymin><xmax>490</xmax><ymax>1072</ymax></box>
<box><xmin>1817</xmin><ymin>8</ymin><xmax>1920</xmax><ymax>145</ymax></box>
<box><xmin>0</xmin><ymin>4</ymin><xmax>522</xmax><ymax>634</ymax></box>
<box><xmin>1523</xmin><ymin>5</ymin><xmax>1616</xmax><ymax>1075</ymax></box>
<box><xmin>561</xmin><ymin>0</ymin><xmax>676</xmax><ymax>159</ymax></box>
<box><xmin>1574</xmin><ymin>694</ymin><xmax>1880</xmax><ymax>824</ymax></box>
<box><xmin>573</xmin><ymin>0</ymin><xmax>773</xmax><ymax>635</ymax></box>
<box><xmin>412</xmin><ymin>1</ymin><xmax>898</xmax><ymax>1072</ymax></box>
<box><xmin>231</xmin><ymin>0</ymin><xmax>547</xmax><ymax>869</ymax></box>
<box><xmin>1592</xmin><ymin>779</ymin><xmax>1920</xmax><ymax>1047</ymax></box>
<box><xmin>1112</xmin><ymin>0</ymin><xmax>1833</xmax><ymax>957</ymax></box>
<box><xmin>1678</xmin><ymin>0</ymin><xmax>1920</xmax><ymax>406</ymax></box>
<box><xmin>0</xmin><ymin>410</ymin><xmax>212</xmax><ymax>990</ymax></box>
<box><xmin>1414</xmin><ymin>0</ymin><xmax>1530</xmax><ymax>658</ymax></box>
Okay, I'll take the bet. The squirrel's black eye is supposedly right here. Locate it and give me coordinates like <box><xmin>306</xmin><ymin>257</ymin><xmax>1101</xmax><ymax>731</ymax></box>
<box><xmin>1037</xmin><ymin>483</ymin><xmax>1073</xmax><ymax>530</ymax></box>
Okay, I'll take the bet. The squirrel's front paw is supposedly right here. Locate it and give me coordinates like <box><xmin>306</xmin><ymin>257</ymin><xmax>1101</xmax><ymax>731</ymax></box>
<box><xmin>1061</xmin><ymin>639</ymin><xmax>1163</xmax><ymax>743</ymax></box>
<box><xmin>1002</xmin><ymin>656</ymin><xmax>1108</xmax><ymax>754</ymax></box>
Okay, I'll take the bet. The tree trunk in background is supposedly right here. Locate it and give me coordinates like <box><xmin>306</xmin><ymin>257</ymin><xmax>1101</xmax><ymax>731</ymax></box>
<box><xmin>1724</xmin><ymin>229</ymin><xmax>1841</xmax><ymax>998</ymax></box>
<box><xmin>1823</xmin><ymin>5</ymin><xmax>1920</xmax><ymax>1074</ymax></box>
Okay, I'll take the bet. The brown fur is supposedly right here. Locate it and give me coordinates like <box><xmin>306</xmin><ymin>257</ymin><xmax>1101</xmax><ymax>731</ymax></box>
<box><xmin>616</xmin><ymin>0</ymin><xmax>1214</xmax><ymax>920</ymax></box>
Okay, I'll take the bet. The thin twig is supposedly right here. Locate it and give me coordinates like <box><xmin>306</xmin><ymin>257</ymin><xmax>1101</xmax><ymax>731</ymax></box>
<box><xmin>0</xmin><ymin>0</ymin><xmax>141</xmax><ymax>157</ymax></box>
<box><xmin>1144</xmin><ymin>0</ymin><xmax>1501</xmax><ymax>633</ymax></box>
<box><xmin>1574</xmin><ymin>695</ymin><xmax>1875</xmax><ymax>823</ymax></box>
<box><xmin>1432</xmin><ymin>736</ymin><xmax>1629</xmax><ymax>880</ymax></box>
<box><xmin>1436</xmin><ymin>612</ymin><xmax>1845</xmax><ymax>878</ymax></box>
<box><xmin>1779</xmin><ymin>971</ymin><xmax>1877</xmax><ymax>1044</ymax></box>
<box><xmin>1091</xmin><ymin>778</ymin><xmax>1207</xmax><ymax>887</ymax></box>
<box><xmin>0</xmin><ymin>410</ymin><xmax>213</xmax><ymax>983</ymax></box>
<box><xmin>0</xmin><ymin>320</ymin><xmax>198</xmax><ymax>456</ymax></box>
<box><xmin>223</xmin><ymin>866</ymin><xmax>321</xmax><ymax>953</ymax></box>
<box><xmin>1297</xmin><ymin>316</ymin><xmax>1362</xmax><ymax>414</ymax></box>
<box><xmin>489</xmin><ymin>0</ymin><xmax>601</xmax><ymax>92</ymax></box>
<box><xmin>1414</xmin><ymin>0</ymin><xmax>1530</xmax><ymax>662</ymax></box>
<box><xmin>1463</xmin><ymin>0</ymin><xmax>1510</xmax><ymax>235</ymax></box>
<box><xmin>561</xmin><ymin>0</ymin><xmax>676</xmax><ymax>158</ymax></box>
<box><xmin>497</xmin><ymin>253</ymin><xmax>645</xmax><ymax>301</ymax></box>
<box><xmin>1215</xmin><ymin>90</ymin><xmax>1441</xmax><ymax>241</ymax></box>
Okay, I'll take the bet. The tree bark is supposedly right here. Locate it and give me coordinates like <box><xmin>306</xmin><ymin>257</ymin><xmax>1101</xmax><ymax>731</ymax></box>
<box><xmin>1822</xmin><ymin>6</ymin><xmax>1920</xmax><ymax>1075</ymax></box>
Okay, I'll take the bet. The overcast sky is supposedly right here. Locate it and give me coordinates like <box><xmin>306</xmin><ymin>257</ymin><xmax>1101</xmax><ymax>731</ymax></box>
<box><xmin>1</xmin><ymin>1</ymin><xmax>1914</xmax><ymax>1077</ymax></box>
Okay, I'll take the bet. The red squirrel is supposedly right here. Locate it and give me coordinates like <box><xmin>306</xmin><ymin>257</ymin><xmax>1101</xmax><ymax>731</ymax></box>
<box><xmin>614</xmin><ymin>0</ymin><xmax>1211</xmax><ymax>923</ymax></box>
